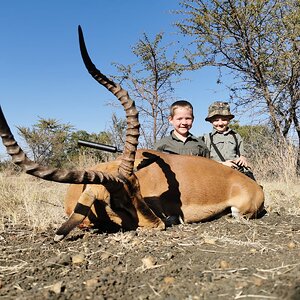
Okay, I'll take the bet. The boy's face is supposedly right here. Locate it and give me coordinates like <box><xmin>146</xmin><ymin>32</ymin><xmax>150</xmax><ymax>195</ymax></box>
<box><xmin>169</xmin><ymin>107</ymin><xmax>193</xmax><ymax>137</ymax></box>
<box><xmin>211</xmin><ymin>115</ymin><xmax>231</xmax><ymax>133</ymax></box>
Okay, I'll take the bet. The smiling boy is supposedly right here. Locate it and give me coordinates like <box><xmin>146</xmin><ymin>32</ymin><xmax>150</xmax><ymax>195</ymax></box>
<box><xmin>154</xmin><ymin>100</ymin><xmax>209</xmax><ymax>157</ymax></box>
<box><xmin>203</xmin><ymin>101</ymin><xmax>255</xmax><ymax>180</ymax></box>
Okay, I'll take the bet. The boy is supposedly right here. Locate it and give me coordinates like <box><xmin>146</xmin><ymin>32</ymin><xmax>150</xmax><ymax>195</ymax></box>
<box><xmin>154</xmin><ymin>100</ymin><xmax>209</xmax><ymax>227</ymax></box>
<box><xmin>203</xmin><ymin>101</ymin><xmax>255</xmax><ymax>180</ymax></box>
<box><xmin>154</xmin><ymin>100</ymin><xmax>209</xmax><ymax>157</ymax></box>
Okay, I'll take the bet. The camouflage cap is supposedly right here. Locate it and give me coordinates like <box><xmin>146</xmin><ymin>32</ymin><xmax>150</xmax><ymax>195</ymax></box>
<box><xmin>205</xmin><ymin>101</ymin><xmax>235</xmax><ymax>122</ymax></box>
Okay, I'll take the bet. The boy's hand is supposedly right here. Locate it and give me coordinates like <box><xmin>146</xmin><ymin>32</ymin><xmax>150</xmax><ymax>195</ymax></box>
<box><xmin>221</xmin><ymin>160</ymin><xmax>237</xmax><ymax>168</ymax></box>
<box><xmin>221</xmin><ymin>156</ymin><xmax>248</xmax><ymax>169</ymax></box>
<box><xmin>234</xmin><ymin>156</ymin><xmax>248</xmax><ymax>167</ymax></box>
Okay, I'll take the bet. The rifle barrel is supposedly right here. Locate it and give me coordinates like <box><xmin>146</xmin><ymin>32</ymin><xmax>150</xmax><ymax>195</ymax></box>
<box><xmin>78</xmin><ymin>140</ymin><xmax>122</xmax><ymax>153</ymax></box>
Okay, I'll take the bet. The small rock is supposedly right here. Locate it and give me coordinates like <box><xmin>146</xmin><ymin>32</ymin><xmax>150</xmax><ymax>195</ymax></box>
<box><xmin>142</xmin><ymin>256</ymin><xmax>156</xmax><ymax>268</ymax></box>
<box><xmin>72</xmin><ymin>253</ymin><xmax>85</xmax><ymax>264</ymax></box>
<box><xmin>44</xmin><ymin>254</ymin><xmax>71</xmax><ymax>267</ymax></box>
<box><xmin>252</xmin><ymin>277</ymin><xmax>264</xmax><ymax>286</ymax></box>
<box><xmin>85</xmin><ymin>278</ymin><xmax>98</xmax><ymax>291</ymax></box>
<box><xmin>219</xmin><ymin>260</ymin><xmax>229</xmax><ymax>269</ymax></box>
<box><xmin>235</xmin><ymin>281</ymin><xmax>248</xmax><ymax>289</ymax></box>
<box><xmin>50</xmin><ymin>281</ymin><xmax>63</xmax><ymax>294</ymax></box>
<box><xmin>164</xmin><ymin>276</ymin><xmax>175</xmax><ymax>284</ymax></box>
<box><xmin>100</xmin><ymin>252</ymin><xmax>111</xmax><ymax>260</ymax></box>
<box><xmin>102</xmin><ymin>266</ymin><xmax>113</xmax><ymax>274</ymax></box>
<box><xmin>287</xmin><ymin>241</ymin><xmax>296</xmax><ymax>249</ymax></box>
<box><xmin>203</xmin><ymin>238</ymin><xmax>216</xmax><ymax>245</ymax></box>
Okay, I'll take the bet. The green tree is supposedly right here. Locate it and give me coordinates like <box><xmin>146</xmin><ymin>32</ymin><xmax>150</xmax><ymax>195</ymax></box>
<box><xmin>18</xmin><ymin>118</ymin><xmax>116</xmax><ymax>167</ymax></box>
<box><xmin>69</xmin><ymin>130</ymin><xmax>115</xmax><ymax>163</ymax></box>
<box><xmin>18</xmin><ymin>118</ymin><xmax>74</xmax><ymax>167</ymax></box>
<box><xmin>230</xmin><ymin>121</ymin><xmax>274</xmax><ymax>158</ymax></box>
<box><xmin>112</xmin><ymin>32</ymin><xmax>184</xmax><ymax>148</ymax></box>
<box><xmin>176</xmin><ymin>0</ymin><xmax>300</xmax><ymax>168</ymax></box>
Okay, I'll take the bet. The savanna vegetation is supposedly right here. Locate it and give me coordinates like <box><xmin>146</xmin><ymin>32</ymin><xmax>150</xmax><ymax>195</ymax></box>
<box><xmin>0</xmin><ymin>1</ymin><xmax>299</xmax><ymax>299</ymax></box>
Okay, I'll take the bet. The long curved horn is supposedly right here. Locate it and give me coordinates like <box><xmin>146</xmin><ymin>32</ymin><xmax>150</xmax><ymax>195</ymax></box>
<box><xmin>78</xmin><ymin>25</ymin><xmax>140</xmax><ymax>180</ymax></box>
<box><xmin>0</xmin><ymin>26</ymin><xmax>139</xmax><ymax>185</ymax></box>
<box><xmin>0</xmin><ymin>106</ymin><xmax>124</xmax><ymax>187</ymax></box>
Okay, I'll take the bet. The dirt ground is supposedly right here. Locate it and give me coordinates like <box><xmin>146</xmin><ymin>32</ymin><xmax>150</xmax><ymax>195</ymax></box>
<box><xmin>0</xmin><ymin>212</ymin><xmax>299</xmax><ymax>300</ymax></box>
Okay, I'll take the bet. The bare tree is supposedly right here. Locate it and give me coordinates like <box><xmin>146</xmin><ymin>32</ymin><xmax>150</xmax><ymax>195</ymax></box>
<box><xmin>109</xmin><ymin>113</ymin><xmax>126</xmax><ymax>149</ymax></box>
<box><xmin>112</xmin><ymin>32</ymin><xmax>184</xmax><ymax>148</ymax></box>
<box><xmin>176</xmin><ymin>0</ymin><xmax>300</xmax><ymax>166</ymax></box>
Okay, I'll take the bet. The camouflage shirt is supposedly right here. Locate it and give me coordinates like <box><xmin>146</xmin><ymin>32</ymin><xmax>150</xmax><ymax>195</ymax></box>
<box><xmin>154</xmin><ymin>130</ymin><xmax>209</xmax><ymax>157</ymax></box>
<box><xmin>203</xmin><ymin>128</ymin><xmax>245</xmax><ymax>162</ymax></box>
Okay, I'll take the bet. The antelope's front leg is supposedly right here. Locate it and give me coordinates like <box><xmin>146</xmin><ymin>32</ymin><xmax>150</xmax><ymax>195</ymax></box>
<box><xmin>54</xmin><ymin>188</ymin><xmax>97</xmax><ymax>242</ymax></box>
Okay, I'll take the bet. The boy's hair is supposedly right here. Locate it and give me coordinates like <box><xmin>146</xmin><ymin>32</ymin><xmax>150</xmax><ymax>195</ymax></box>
<box><xmin>170</xmin><ymin>100</ymin><xmax>194</xmax><ymax>118</ymax></box>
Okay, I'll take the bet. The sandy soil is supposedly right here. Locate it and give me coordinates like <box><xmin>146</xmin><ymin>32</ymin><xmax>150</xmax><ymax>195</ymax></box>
<box><xmin>1</xmin><ymin>212</ymin><xmax>299</xmax><ymax>300</ymax></box>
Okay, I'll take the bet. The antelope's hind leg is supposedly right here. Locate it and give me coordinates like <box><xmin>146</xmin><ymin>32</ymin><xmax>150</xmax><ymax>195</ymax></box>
<box><xmin>228</xmin><ymin>183</ymin><xmax>265</xmax><ymax>222</ymax></box>
<box><xmin>54</xmin><ymin>188</ymin><xmax>97</xmax><ymax>242</ymax></box>
<box><xmin>133</xmin><ymin>196</ymin><xmax>166</xmax><ymax>230</ymax></box>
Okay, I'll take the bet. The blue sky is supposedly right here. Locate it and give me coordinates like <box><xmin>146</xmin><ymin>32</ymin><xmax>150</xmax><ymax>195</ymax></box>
<box><xmin>0</xmin><ymin>0</ymin><xmax>233</xmax><ymax>158</ymax></box>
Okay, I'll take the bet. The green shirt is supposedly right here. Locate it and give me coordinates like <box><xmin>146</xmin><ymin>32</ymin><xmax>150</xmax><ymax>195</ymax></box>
<box><xmin>203</xmin><ymin>128</ymin><xmax>245</xmax><ymax>162</ymax></box>
<box><xmin>154</xmin><ymin>130</ymin><xmax>209</xmax><ymax>157</ymax></box>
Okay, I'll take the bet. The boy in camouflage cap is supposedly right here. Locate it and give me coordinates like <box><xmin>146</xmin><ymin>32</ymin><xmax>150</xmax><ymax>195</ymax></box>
<box><xmin>203</xmin><ymin>101</ymin><xmax>255</xmax><ymax>180</ymax></box>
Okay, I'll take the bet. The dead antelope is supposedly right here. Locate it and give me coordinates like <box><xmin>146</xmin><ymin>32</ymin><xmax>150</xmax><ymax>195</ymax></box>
<box><xmin>0</xmin><ymin>26</ymin><xmax>265</xmax><ymax>242</ymax></box>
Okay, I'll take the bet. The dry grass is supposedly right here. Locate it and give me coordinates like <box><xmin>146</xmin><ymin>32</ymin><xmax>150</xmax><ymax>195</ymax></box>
<box><xmin>0</xmin><ymin>171</ymin><xmax>67</xmax><ymax>231</ymax></box>
<box><xmin>261</xmin><ymin>181</ymin><xmax>300</xmax><ymax>215</ymax></box>
<box><xmin>251</xmin><ymin>140</ymin><xmax>300</xmax><ymax>215</ymax></box>
<box><xmin>250</xmin><ymin>140</ymin><xmax>298</xmax><ymax>182</ymax></box>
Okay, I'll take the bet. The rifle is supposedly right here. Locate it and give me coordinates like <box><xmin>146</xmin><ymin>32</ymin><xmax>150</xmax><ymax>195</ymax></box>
<box><xmin>78</xmin><ymin>140</ymin><xmax>179</xmax><ymax>155</ymax></box>
<box><xmin>78</xmin><ymin>139</ymin><xmax>123</xmax><ymax>153</ymax></box>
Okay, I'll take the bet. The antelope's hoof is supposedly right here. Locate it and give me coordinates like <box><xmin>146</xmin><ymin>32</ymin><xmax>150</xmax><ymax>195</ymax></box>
<box><xmin>54</xmin><ymin>234</ymin><xmax>65</xmax><ymax>242</ymax></box>
<box><xmin>155</xmin><ymin>219</ymin><xmax>166</xmax><ymax>230</ymax></box>
<box><xmin>164</xmin><ymin>215</ymin><xmax>183</xmax><ymax>227</ymax></box>
<box><xmin>144</xmin><ymin>220</ymin><xmax>166</xmax><ymax>230</ymax></box>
